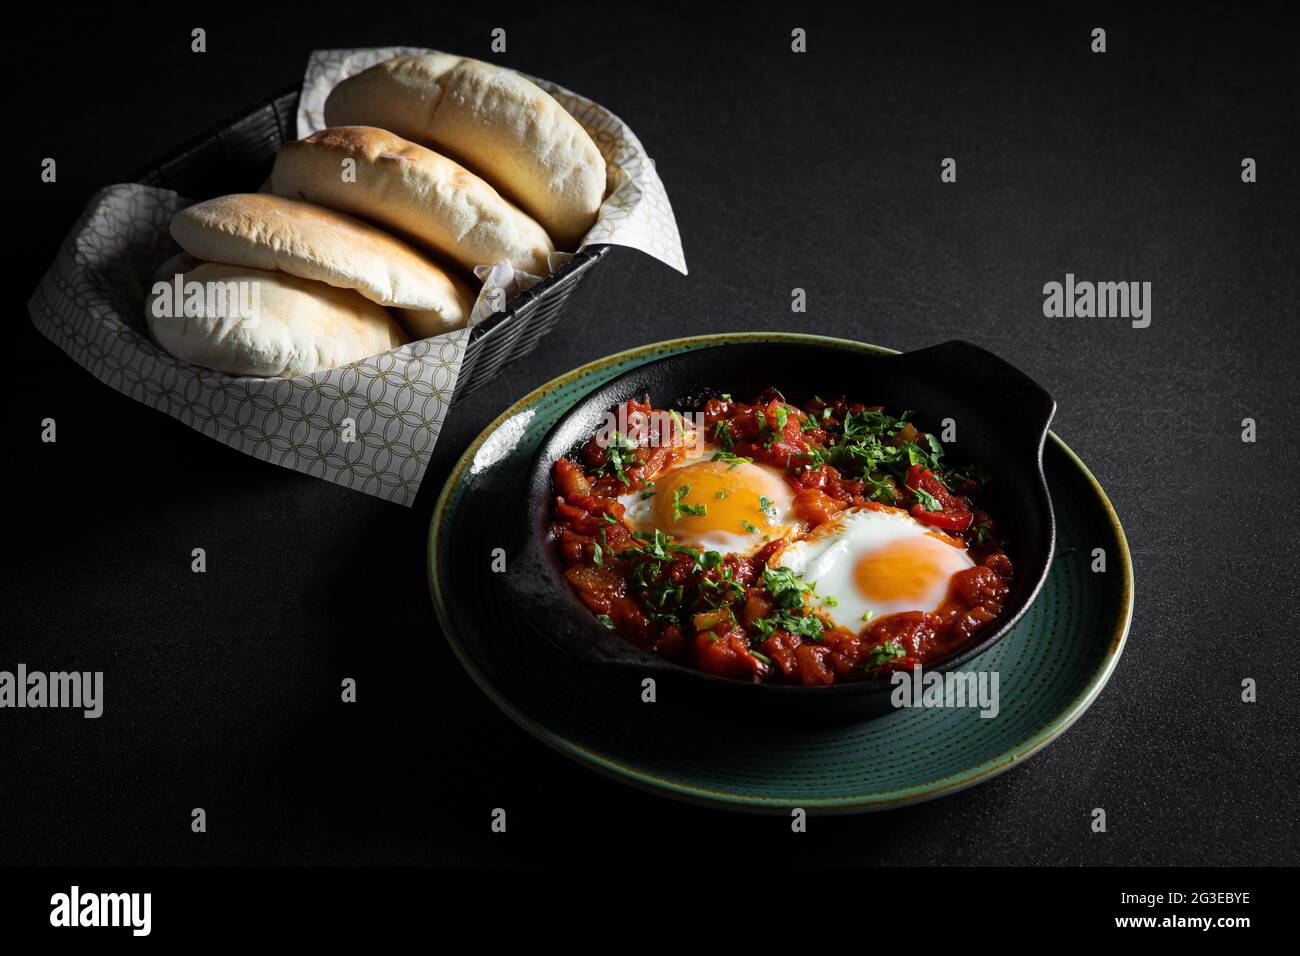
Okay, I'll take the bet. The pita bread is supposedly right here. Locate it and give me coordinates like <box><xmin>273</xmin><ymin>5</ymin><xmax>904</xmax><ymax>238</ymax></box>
<box><xmin>325</xmin><ymin>55</ymin><xmax>606</xmax><ymax>249</ymax></box>
<box><xmin>146</xmin><ymin>259</ymin><xmax>407</xmax><ymax>378</ymax></box>
<box><xmin>171</xmin><ymin>193</ymin><xmax>476</xmax><ymax>337</ymax></box>
<box><xmin>271</xmin><ymin>126</ymin><xmax>553</xmax><ymax>275</ymax></box>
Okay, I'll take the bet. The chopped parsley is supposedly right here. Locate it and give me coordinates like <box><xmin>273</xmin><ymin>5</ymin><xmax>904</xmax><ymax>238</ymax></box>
<box><xmin>620</xmin><ymin>528</ymin><xmax>695</xmax><ymax>563</ymax></box>
<box><xmin>753</xmin><ymin>607</ymin><xmax>825</xmax><ymax>641</ymax></box>
<box><xmin>597</xmin><ymin>430</ymin><xmax>638</xmax><ymax>485</ymax></box>
<box><xmin>911</xmin><ymin>484</ymin><xmax>943</xmax><ymax>512</ymax></box>
<box><xmin>646</xmin><ymin>579</ymin><xmax>685</xmax><ymax>619</ymax></box>
<box><xmin>696</xmin><ymin>550</ymin><xmax>723</xmax><ymax>571</ymax></box>
<box><xmin>711</xmin><ymin>449</ymin><xmax>753</xmax><ymax>468</ymax></box>
<box><xmin>763</xmin><ymin>566</ymin><xmax>815</xmax><ymax>609</ymax></box>
<box><xmin>668</xmin><ymin>409</ymin><xmax>684</xmax><ymax>440</ymax></box>
<box><xmin>865</xmin><ymin>639</ymin><xmax>906</xmax><ymax>671</ymax></box>
<box><xmin>942</xmin><ymin>462</ymin><xmax>992</xmax><ymax>490</ymax></box>
<box><xmin>793</xmin><ymin>445</ymin><xmax>829</xmax><ymax>472</ymax></box>
<box><xmin>699</xmin><ymin>556</ymin><xmax>744</xmax><ymax>607</ymax></box>
<box><xmin>764</xmin><ymin>406</ymin><xmax>790</xmax><ymax>447</ymax></box>
<box><xmin>748</xmin><ymin>566</ymin><xmax>827</xmax><ymax>641</ymax></box>
<box><xmin>861</xmin><ymin>472</ymin><xmax>898</xmax><ymax>504</ymax></box>
<box><xmin>814</xmin><ymin>407</ymin><xmax>959</xmax><ymax>504</ymax></box>
<box><xmin>672</xmin><ymin>484</ymin><xmax>707</xmax><ymax>519</ymax></box>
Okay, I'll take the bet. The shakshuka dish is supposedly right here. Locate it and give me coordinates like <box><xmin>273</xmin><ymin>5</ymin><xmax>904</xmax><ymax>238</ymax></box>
<box><xmin>550</xmin><ymin>390</ymin><xmax>1013</xmax><ymax>685</ymax></box>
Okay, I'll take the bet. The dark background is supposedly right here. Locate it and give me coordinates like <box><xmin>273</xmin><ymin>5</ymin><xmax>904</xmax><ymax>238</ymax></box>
<box><xmin>4</xmin><ymin>2</ymin><xmax>1298</xmax><ymax>866</ymax></box>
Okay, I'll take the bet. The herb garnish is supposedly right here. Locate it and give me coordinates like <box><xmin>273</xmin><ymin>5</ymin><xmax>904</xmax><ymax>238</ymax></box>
<box><xmin>672</xmin><ymin>484</ymin><xmax>707</xmax><ymax>520</ymax></box>
<box><xmin>865</xmin><ymin>639</ymin><xmax>906</xmax><ymax>671</ymax></box>
<box><xmin>711</xmin><ymin>449</ymin><xmax>753</xmax><ymax>468</ymax></box>
<box><xmin>597</xmin><ymin>430</ymin><xmax>638</xmax><ymax>485</ymax></box>
<box><xmin>911</xmin><ymin>484</ymin><xmax>943</xmax><ymax>512</ymax></box>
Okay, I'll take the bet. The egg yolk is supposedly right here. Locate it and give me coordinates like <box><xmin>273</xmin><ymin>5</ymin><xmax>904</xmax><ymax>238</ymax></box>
<box><xmin>651</xmin><ymin>461</ymin><xmax>787</xmax><ymax>539</ymax></box>
<box><xmin>853</xmin><ymin>535</ymin><xmax>969</xmax><ymax>606</ymax></box>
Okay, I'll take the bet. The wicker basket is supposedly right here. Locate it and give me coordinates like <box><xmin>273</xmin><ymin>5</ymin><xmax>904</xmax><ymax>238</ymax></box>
<box><xmin>132</xmin><ymin>87</ymin><xmax>609</xmax><ymax>399</ymax></box>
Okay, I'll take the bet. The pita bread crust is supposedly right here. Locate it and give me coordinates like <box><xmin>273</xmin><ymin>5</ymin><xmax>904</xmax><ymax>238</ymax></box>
<box><xmin>171</xmin><ymin>193</ymin><xmax>476</xmax><ymax>336</ymax></box>
<box><xmin>324</xmin><ymin>55</ymin><xmax>606</xmax><ymax>248</ymax></box>
<box><xmin>271</xmin><ymin>126</ymin><xmax>553</xmax><ymax>275</ymax></box>
<box><xmin>146</xmin><ymin>261</ymin><xmax>408</xmax><ymax>378</ymax></box>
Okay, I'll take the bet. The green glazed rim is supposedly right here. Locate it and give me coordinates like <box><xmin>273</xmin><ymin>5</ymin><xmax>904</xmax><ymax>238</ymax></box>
<box><xmin>427</xmin><ymin>333</ymin><xmax>1135</xmax><ymax>813</ymax></box>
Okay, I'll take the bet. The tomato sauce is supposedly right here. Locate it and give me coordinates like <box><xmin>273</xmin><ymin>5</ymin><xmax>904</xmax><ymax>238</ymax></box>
<box><xmin>550</xmin><ymin>392</ymin><xmax>1013</xmax><ymax>685</ymax></box>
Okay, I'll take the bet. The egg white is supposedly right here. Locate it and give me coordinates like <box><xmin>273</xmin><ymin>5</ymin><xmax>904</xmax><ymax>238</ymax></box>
<box><xmin>772</xmin><ymin>507</ymin><xmax>975</xmax><ymax>631</ymax></box>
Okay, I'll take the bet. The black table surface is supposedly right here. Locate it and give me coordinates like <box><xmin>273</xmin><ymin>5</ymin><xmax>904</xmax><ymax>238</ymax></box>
<box><xmin>6</xmin><ymin>3</ymin><xmax>1298</xmax><ymax>866</ymax></box>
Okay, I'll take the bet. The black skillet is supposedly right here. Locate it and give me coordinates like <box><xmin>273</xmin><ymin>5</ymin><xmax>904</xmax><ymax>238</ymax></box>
<box><xmin>497</xmin><ymin>340</ymin><xmax>1056</xmax><ymax>724</ymax></box>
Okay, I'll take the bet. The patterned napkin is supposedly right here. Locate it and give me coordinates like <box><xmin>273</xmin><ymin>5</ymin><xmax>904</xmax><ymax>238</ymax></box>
<box><xmin>28</xmin><ymin>48</ymin><xmax>685</xmax><ymax>506</ymax></box>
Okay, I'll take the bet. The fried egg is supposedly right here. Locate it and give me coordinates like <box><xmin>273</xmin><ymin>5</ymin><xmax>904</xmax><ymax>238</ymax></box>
<box><xmin>619</xmin><ymin>444</ymin><xmax>799</xmax><ymax>554</ymax></box>
<box><xmin>772</xmin><ymin>507</ymin><xmax>974</xmax><ymax>631</ymax></box>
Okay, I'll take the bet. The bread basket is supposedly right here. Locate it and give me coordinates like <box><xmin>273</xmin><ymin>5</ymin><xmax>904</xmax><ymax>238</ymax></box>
<box><xmin>132</xmin><ymin>87</ymin><xmax>610</xmax><ymax>400</ymax></box>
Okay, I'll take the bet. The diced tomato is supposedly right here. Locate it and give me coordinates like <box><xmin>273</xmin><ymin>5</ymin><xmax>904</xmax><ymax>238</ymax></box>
<box><xmin>821</xmin><ymin>627</ymin><xmax>871</xmax><ymax>677</ymax></box>
<box><xmin>952</xmin><ymin>565</ymin><xmax>1010</xmax><ymax>608</ymax></box>
<box><xmin>793</xmin><ymin>489</ymin><xmax>845</xmax><ymax>526</ymax></box>
<box><xmin>565</xmin><ymin>562</ymin><xmax>623</xmax><ymax>595</ymax></box>
<box><xmin>695</xmin><ymin>629</ymin><xmax>768</xmax><ymax>681</ymax></box>
<box><xmin>912</xmin><ymin>508</ymin><xmax>974</xmax><ymax>530</ymax></box>
<box><xmin>556</xmin><ymin>528</ymin><xmax>588</xmax><ymax>566</ymax></box>
<box><xmin>984</xmin><ymin>551</ymin><xmax>1013</xmax><ymax>578</ymax></box>
<box><xmin>866</xmin><ymin>611</ymin><xmax>943</xmax><ymax>662</ymax></box>
<box><xmin>760</xmin><ymin>630</ymin><xmax>803</xmax><ymax>679</ymax></box>
<box><xmin>790</xmin><ymin>464</ymin><xmax>832</xmax><ymax>492</ymax></box>
<box><xmin>752</xmin><ymin>539</ymin><xmax>784</xmax><ymax>569</ymax></box>
<box><xmin>553</xmin><ymin>494</ymin><xmax>626</xmax><ymax>537</ymax></box>
<box><xmin>741</xmin><ymin>591</ymin><xmax>774</xmax><ymax>629</ymax></box>
<box><xmin>792</xmin><ymin>642</ymin><xmax>835</xmax><ymax>686</ymax></box>
<box><xmin>625</xmin><ymin>398</ymin><xmax>655</xmax><ymax>440</ymax></box>
<box><xmin>650</xmin><ymin>624</ymin><xmax>687</xmax><ymax>659</ymax></box>
<box><xmin>904</xmin><ymin>464</ymin><xmax>974</xmax><ymax>530</ymax></box>
<box><xmin>553</xmin><ymin>457</ymin><xmax>591</xmax><ymax>498</ymax></box>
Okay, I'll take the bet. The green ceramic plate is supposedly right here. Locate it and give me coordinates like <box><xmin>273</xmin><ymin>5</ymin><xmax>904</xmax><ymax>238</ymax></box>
<box><xmin>427</xmin><ymin>334</ymin><xmax>1134</xmax><ymax>813</ymax></box>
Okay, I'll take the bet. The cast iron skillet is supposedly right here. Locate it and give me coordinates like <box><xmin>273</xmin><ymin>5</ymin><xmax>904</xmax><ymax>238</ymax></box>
<box><xmin>498</xmin><ymin>340</ymin><xmax>1056</xmax><ymax>724</ymax></box>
